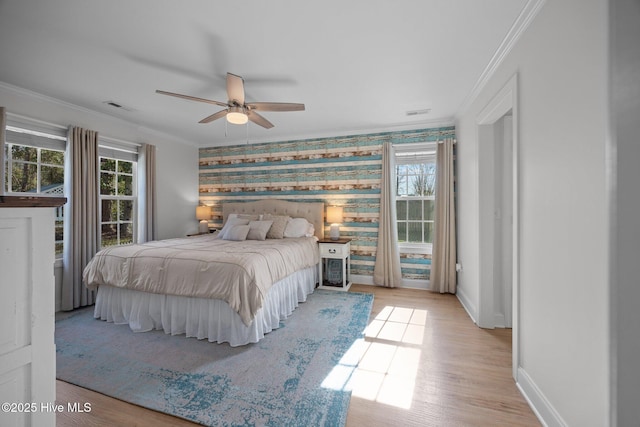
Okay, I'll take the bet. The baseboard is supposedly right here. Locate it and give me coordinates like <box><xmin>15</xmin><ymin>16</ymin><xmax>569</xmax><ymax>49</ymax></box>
<box><xmin>350</xmin><ymin>275</ymin><xmax>430</xmax><ymax>290</ymax></box>
<box><xmin>516</xmin><ymin>367</ymin><xmax>568</xmax><ymax>427</ymax></box>
<box><xmin>455</xmin><ymin>286</ymin><xmax>478</xmax><ymax>324</ymax></box>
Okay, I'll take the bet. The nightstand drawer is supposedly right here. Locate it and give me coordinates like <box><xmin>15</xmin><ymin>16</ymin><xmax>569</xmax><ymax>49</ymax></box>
<box><xmin>319</xmin><ymin>243</ymin><xmax>350</xmax><ymax>258</ymax></box>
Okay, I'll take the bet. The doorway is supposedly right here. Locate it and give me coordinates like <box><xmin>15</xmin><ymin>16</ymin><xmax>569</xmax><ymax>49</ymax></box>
<box><xmin>476</xmin><ymin>74</ymin><xmax>519</xmax><ymax>379</ymax></box>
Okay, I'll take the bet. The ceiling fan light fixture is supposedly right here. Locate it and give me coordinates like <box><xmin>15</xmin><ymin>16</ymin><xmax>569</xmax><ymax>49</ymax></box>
<box><xmin>226</xmin><ymin>106</ymin><xmax>248</xmax><ymax>125</ymax></box>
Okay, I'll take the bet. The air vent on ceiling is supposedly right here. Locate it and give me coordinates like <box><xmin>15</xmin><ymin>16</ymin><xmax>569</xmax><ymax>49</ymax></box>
<box><xmin>103</xmin><ymin>100</ymin><xmax>134</xmax><ymax>112</ymax></box>
<box><xmin>406</xmin><ymin>108</ymin><xmax>431</xmax><ymax>116</ymax></box>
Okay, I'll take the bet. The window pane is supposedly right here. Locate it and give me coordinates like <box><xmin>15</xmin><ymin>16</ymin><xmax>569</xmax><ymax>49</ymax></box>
<box><xmin>55</xmin><ymin>220</ymin><xmax>64</xmax><ymax>256</ymax></box>
<box><xmin>424</xmin><ymin>222</ymin><xmax>434</xmax><ymax>244</ymax></box>
<box><xmin>396</xmin><ymin>173</ymin><xmax>408</xmax><ymax>196</ymax></box>
<box><xmin>424</xmin><ymin>200</ymin><xmax>435</xmax><ymax>220</ymax></box>
<box><xmin>101</xmin><ymin>158</ymin><xmax>116</xmax><ymax>172</ymax></box>
<box><xmin>41</xmin><ymin>165</ymin><xmax>64</xmax><ymax>191</ymax></box>
<box><xmin>396</xmin><ymin>200</ymin><xmax>407</xmax><ymax>220</ymax></box>
<box><xmin>407</xmin><ymin>174</ymin><xmax>419</xmax><ymax>196</ymax></box>
<box><xmin>101</xmin><ymin>224</ymin><xmax>118</xmax><ymax>247</ymax></box>
<box><xmin>407</xmin><ymin>200</ymin><xmax>422</xmax><ymax>220</ymax></box>
<box><xmin>118</xmin><ymin>174</ymin><xmax>133</xmax><ymax>196</ymax></box>
<box><xmin>11</xmin><ymin>162</ymin><xmax>37</xmax><ymax>192</ymax></box>
<box><xmin>119</xmin><ymin>200</ymin><xmax>133</xmax><ymax>221</ymax></box>
<box><xmin>100</xmin><ymin>172</ymin><xmax>115</xmax><ymax>195</ymax></box>
<box><xmin>119</xmin><ymin>223</ymin><xmax>133</xmax><ymax>245</ymax></box>
<box><xmin>101</xmin><ymin>200</ymin><xmax>117</xmax><ymax>222</ymax></box>
<box><xmin>407</xmin><ymin>222</ymin><xmax>423</xmax><ymax>243</ymax></box>
<box><xmin>11</xmin><ymin>145</ymin><xmax>37</xmax><ymax>162</ymax></box>
<box><xmin>397</xmin><ymin>222</ymin><xmax>407</xmax><ymax>243</ymax></box>
<box><xmin>118</xmin><ymin>160</ymin><xmax>133</xmax><ymax>174</ymax></box>
<box><xmin>41</xmin><ymin>149</ymin><xmax>64</xmax><ymax>166</ymax></box>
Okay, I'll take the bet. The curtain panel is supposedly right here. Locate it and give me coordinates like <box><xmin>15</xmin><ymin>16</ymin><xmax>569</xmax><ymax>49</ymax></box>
<box><xmin>430</xmin><ymin>138</ymin><xmax>457</xmax><ymax>293</ymax></box>
<box><xmin>137</xmin><ymin>143</ymin><xmax>157</xmax><ymax>243</ymax></box>
<box><xmin>373</xmin><ymin>141</ymin><xmax>402</xmax><ymax>287</ymax></box>
<box><xmin>61</xmin><ymin>126</ymin><xmax>99</xmax><ymax>310</ymax></box>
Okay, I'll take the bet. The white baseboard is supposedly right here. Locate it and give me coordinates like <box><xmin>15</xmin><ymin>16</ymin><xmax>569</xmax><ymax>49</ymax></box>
<box><xmin>516</xmin><ymin>367</ymin><xmax>567</xmax><ymax>427</ymax></box>
<box><xmin>350</xmin><ymin>274</ymin><xmax>430</xmax><ymax>290</ymax></box>
<box><xmin>455</xmin><ymin>286</ymin><xmax>478</xmax><ymax>324</ymax></box>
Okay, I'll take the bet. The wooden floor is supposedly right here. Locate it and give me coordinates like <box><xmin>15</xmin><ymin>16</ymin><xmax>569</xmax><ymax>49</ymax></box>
<box><xmin>56</xmin><ymin>285</ymin><xmax>540</xmax><ymax>426</ymax></box>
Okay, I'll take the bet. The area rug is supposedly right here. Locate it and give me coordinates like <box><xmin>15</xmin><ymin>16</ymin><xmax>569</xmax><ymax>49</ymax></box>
<box><xmin>55</xmin><ymin>290</ymin><xmax>373</xmax><ymax>427</ymax></box>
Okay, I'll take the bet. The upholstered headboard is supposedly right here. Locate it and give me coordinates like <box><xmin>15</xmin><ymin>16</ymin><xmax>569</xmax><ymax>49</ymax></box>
<box><xmin>222</xmin><ymin>200</ymin><xmax>325</xmax><ymax>240</ymax></box>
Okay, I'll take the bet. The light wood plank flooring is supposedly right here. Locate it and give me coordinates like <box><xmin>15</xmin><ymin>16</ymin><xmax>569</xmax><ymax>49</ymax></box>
<box><xmin>56</xmin><ymin>284</ymin><xmax>540</xmax><ymax>426</ymax></box>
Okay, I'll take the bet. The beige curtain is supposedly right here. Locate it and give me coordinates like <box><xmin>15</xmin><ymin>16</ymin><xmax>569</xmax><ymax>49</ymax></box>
<box><xmin>0</xmin><ymin>107</ymin><xmax>5</xmax><ymax>196</ymax></box>
<box><xmin>137</xmin><ymin>143</ymin><xmax>157</xmax><ymax>243</ymax></box>
<box><xmin>61</xmin><ymin>126</ymin><xmax>99</xmax><ymax>310</ymax></box>
<box><xmin>373</xmin><ymin>141</ymin><xmax>402</xmax><ymax>287</ymax></box>
<box><xmin>431</xmin><ymin>138</ymin><xmax>457</xmax><ymax>293</ymax></box>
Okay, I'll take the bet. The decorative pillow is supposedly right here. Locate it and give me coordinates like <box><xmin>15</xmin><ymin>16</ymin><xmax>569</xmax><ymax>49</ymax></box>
<box><xmin>217</xmin><ymin>217</ymin><xmax>251</xmax><ymax>239</ymax></box>
<box><xmin>262</xmin><ymin>214</ymin><xmax>290</xmax><ymax>239</ymax></box>
<box><xmin>223</xmin><ymin>224</ymin><xmax>250</xmax><ymax>241</ymax></box>
<box><xmin>246</xmin><ymin>220</ymin><xmax>273</xmax><ymax>241</ymax></box>
<box><xmin>284</xmin><ymin>218</ymin><xmax>312</xmax><ymax>238</ymax></box>
<box><xmin>306</xmin><ymin>223</ymin><xmax>315</xmax><ymax>238</ymax></box>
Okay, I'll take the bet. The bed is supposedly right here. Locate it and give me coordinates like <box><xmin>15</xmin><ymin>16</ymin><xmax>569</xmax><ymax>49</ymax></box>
<box><xmin>83</xmin><ymin>199</ymin><xmax>324</xmax><ymax>346</ymax></box>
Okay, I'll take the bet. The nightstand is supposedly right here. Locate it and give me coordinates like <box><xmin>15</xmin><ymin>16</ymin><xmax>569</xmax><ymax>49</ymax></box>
<box><xmin>318</xmin><ymin>239</ymin><xmax>351</xmax><ymax>291</ymax></box>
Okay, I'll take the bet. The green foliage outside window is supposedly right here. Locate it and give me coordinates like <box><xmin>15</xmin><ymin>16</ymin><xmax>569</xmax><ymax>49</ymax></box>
<box><xmin>100</xmin><ymin>158</ymin><xmax>135</xmax><ymax>248</ymax></box>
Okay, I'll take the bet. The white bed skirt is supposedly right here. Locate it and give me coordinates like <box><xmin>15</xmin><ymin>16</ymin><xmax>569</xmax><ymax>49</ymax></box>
<box><xmin>93</xmin><ymin>265</ymin><xmax>318</xmax><ymax>347</ymax></box>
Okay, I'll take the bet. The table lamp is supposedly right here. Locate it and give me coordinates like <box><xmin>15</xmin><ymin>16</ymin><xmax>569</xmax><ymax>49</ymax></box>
<box><xmin>196</xmin><ymin>206</ymin><xmax>211</xmax><ymax>234</ymax></box>
<box><xmin>326</xmin><ymin>206</ymin><xmax>344</xmax><ymax>241</ymax></box>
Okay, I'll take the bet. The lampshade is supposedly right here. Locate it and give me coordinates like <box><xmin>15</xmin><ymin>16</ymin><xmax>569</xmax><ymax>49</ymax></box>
<box><xmin>226</xmin><ymin>106</ymin><xmax>249</xmax><ymax>125</ymax></box>
<box><xmin>326</xmin><ymin>206</ymin><xmax>344</xmax><ymax>224</ymax></box>
<box><xmin>196</xmin><ymin>205</ymin><xmax>212</xmax><ymax>221</ymax></box>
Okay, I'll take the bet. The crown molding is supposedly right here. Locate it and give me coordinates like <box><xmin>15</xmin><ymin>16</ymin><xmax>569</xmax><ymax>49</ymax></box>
<box><xmin>455</xmin><ymin>0</ymin><xmax>547</xmax><ymax>119</ymax></box>
<box><xmin>0</xmin><ymin>81</ymin><xmax>198</xmax><ymax>147</ymax></box>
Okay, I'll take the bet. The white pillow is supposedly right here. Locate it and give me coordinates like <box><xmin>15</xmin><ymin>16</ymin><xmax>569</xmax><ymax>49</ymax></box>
<box><xmin>284</xmin><ymin>218</ymin><xmax>312</xmax><ymax>238</ymax></box>
<box><xmin>223</xmin><ymin>224</ymin><xmax>250</xmax><ymax>241</ymax></box>
<box><xmin>246</xmin><ymin>220</ymin><xmax>273</xmax><ymax>241</ymax></box>
<box><xmin>217</xmin><ymin>217</ymin><xmax>250</xmax><ymax>239</ymax></box>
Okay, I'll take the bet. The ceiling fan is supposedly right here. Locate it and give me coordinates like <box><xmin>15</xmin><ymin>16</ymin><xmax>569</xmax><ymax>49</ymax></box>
<box><xmin>156</xmin><ymin>72</ymin><xmax>305</xmax><ymax>129</ymax></box>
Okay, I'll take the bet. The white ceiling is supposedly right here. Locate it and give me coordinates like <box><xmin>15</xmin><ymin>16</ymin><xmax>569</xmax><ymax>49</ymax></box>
<box><xmin>0</xmin><ymin>0</ymin><xmax>528</xmax><ymax>147</ymax></box>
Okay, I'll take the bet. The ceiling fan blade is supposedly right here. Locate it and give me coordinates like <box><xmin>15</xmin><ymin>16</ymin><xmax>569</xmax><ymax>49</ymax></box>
<box><xmin>226</xmin><ymin>73</ymin><xmax>245</xmax><ymax>105</ymax></box>
<box><xmin>247</xmin><ymin>110</ymin><xmax>274</xmax><ymax>129</ymax></box>
<box><xmin>156</xmin><ymin>90</ymin><xmax>228</xmax><ymax>108</ymax></box>
<box><xmin>247</xmin><ymin>102</ymin><xmax>305</xmax><ymax>112</ymax></box>
<box><xmin>199</xmin><ymin>109</ymin><xmax>228</xmax><ymax>124</ymax></box>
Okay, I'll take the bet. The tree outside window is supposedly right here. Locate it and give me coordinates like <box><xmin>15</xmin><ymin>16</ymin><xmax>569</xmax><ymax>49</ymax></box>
<box><xmin>394</xmin><ymin>146</ymin><xmax>436</xmax><ymax>252</ymax></box>
<box><xmin>4</xmin><ymin>141</ymin><xmax>65</xmax><ymax>254</ymax></box>
<box><xmin>100</xmin><ymin>157</ymin><xmax>136</xmax><ymax>248</ymax></box>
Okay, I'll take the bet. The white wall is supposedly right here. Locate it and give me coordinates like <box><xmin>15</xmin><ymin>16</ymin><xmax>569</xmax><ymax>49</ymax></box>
<box><xmin>0</xmin><ymin>82</ymin><xmax>200</xmax><ymax>309</ymax></box>
<box><xmin>455</xmin><ymin>0</ymin><xmax>609</xmax><ymax>425</ymax></box>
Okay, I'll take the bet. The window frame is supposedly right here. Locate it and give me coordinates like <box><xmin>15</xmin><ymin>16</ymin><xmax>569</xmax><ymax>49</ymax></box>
<box><xmin>393</xmin><ymin>142</ymin><xmax>437</xmax><ymax>255</ymax></box>
<box><xmin>4</xmin><ymin>124</ymin><xmax>67</xmax><ymax>257</ymax></box>
<box><xmin>98</xmin><ymin>153</ymin><xmax>138</xmax><ymax>249</ymax></box>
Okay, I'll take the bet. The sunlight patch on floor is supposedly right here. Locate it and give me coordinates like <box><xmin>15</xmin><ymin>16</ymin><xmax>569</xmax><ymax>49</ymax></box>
<box><xmin>322</xmin><ymin>305</ymin><xmax>427</xmax><ymax>410</ymax></box>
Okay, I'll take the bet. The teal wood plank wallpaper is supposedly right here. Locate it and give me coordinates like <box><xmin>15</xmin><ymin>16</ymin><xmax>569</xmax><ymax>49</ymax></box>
<box><xmin>199</xmin><ymin>126</ymin><xmax>455</xmax><ymax>282</ymax></box>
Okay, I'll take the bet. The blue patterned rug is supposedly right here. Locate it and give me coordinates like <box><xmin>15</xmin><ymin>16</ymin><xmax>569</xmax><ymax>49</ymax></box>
<box><xmin>55</xmin><ymin>290</ymin><xmax>373</xmax><ymax>427</ymax></box>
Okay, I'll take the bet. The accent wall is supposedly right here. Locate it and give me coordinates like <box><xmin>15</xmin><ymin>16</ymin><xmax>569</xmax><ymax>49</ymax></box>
<box><xmin>199</xmin><ymin>126</ymin><xmax>455</xmax><ymax>284</ymax></box>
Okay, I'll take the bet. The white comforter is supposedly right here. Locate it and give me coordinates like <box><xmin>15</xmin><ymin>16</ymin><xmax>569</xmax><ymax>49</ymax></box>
<box><xmin>83</xmin><ymin>235</ymin><xmax>319</xmax><ymax>326</ymax></box>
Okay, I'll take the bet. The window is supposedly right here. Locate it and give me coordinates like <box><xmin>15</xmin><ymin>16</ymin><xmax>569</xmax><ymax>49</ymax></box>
<box><xmin>4</xmin><ymin>125</ymin><xmax>67</xmax><ymax>255</ymax></box>
<box><xmin>99</xmin><ymin>155</ymin><xmax>136</xmax><ymax>248</ymax></box>
<box><xmin>394</xmin><ymin>143</ymin><xmax>436</xmax><ymax>254</ymax></box>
